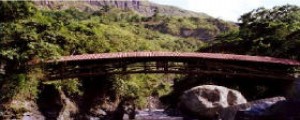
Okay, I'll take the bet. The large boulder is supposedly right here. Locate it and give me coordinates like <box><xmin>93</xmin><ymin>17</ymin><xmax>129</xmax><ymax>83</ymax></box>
<box><xmin>57</xmin><ymin>90</ymin><xmax>78</xmax><ymax>120</ymax></box>
<box><xmin>262</xmin><ymin>99</ymin><xmax>300</xmax><ymax>119</ymax></box>
<box><xmin>226</xmin><ymin>97</ymin><xmax>300</xmax><ymax>120</ymax></box>
<box><xmin>0</xmin><ymin>100</ymin><xmax>45</xmax><ymax>120</ymax></box>
<box><xmin>37</xmin><ymin>85</ymin><xmax>78</xmax><ymax>120</ymax></box>
<box><xmin>178</xmin><ymin>85</ymin><xmax>247</xmax><ymax>118</ymax></box>
<box><xmin>222</xmin><ymin>96</ymin><xmax>286</xmax><ymax>120</ymax></box>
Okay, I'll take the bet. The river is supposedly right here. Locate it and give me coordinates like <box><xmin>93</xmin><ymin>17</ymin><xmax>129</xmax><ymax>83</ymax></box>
<box><xmin>124</xmin><ymin>109</ymin><xmax>184</xmax><ymax>120</ymax></box>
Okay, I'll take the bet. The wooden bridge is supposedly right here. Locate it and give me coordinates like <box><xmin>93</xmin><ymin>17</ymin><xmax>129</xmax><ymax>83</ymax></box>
<box><xmin>45</xmin><ymin>52</ymin><xmax>300</xmax><ymax>80</ymax></box>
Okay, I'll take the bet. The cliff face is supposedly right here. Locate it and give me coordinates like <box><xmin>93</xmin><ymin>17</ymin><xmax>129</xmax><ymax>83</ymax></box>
<box><xmin>34</xmin><ymin>0</ymin><xmax>209</xmax><ymax>18</ymax></box>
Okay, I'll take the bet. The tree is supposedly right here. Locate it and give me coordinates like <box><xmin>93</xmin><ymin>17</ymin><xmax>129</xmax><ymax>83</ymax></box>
<box><xmin>0</xmin><ymin>1</ymin><xmax>36</xmax><ymax>22</ymax></box>
<box><xmin>0</xmin><ymin>2</ymin><xmax>62</xmax><ymax>102</ymax></box>
<box><xmin>238</xmin><ymin>5</ymin><xmax>300</xmax><ymax>56</ymax></box>
<box><xmin>202</xmin><ymin>5</ymin><xmax>300</xmax><ymax>59</ymax></box>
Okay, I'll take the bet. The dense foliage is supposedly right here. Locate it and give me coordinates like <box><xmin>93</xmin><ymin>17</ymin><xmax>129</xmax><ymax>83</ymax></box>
<box><xmin>201</xmin><ymin>5</ymin><xmax>300</xmax><ymax>60</ymax></box>
<box><xmin>0</xmin><ymin>1</ymin><xmax>218</xmax><ymax>109</ymax></box>
<box><xmin>2</xmin><ymin>1</ymin><xmax>298</xmax><ymax>112</ymax></box>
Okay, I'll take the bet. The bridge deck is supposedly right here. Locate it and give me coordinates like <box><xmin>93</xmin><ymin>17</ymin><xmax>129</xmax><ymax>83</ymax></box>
<box><xmin>50</xmin><ymin>52</ymin><xmax>300</xmax><ymax>66</ymax></box>
<box><xmin>45</xmin><ymin>52</ymin><xmax>300</xmax><ymax>80</ymax></box>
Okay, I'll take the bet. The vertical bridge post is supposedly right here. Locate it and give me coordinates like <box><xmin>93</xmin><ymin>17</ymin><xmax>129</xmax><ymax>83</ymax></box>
<box><xmin>293</xmin><ymin>73</ymin><xmax>300</xmax><ymax>99</ymax></box>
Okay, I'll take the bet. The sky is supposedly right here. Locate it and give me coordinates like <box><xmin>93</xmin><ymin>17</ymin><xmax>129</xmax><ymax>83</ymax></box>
<box><xmin>149</xmin><ymin>0</ymin><xmax>300</xmax><ymax>22</ymax></box>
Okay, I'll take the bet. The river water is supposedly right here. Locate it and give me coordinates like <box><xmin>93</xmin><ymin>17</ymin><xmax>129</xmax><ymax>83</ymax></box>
<box><xmin>124</xmin><ymin>109</ymin><xmax>183</xmax><ymax>120</ymax></box>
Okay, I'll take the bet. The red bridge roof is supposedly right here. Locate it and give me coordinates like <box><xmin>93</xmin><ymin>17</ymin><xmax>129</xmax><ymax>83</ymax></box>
<box><xmin>51</xmin><ymin>52</ymin><xmax>300</xmax><ymax>66</ymax></box>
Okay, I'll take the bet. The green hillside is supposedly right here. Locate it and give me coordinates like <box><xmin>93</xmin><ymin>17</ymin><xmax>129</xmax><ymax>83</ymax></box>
<box><xmin>34</xmin><ymin>0</ymin><xmax>238</xmax><ymax>40</ymax></box>
<box><xmin>1</xmin><ymin>1</ymin><xmax>229</xmax><ymax>112</ymax></box>
<box><xmin>5</xmin><ymin>2</ymin><xmax>300</xmax><ymax>118</ymax></box>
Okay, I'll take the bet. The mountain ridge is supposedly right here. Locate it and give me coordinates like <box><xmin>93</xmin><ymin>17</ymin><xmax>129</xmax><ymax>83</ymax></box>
<box><xmin>34</xmin><ymin>0</ymin><xmax>210</xmax><ymax>18</ymax></box>
<box><xmin>33</xmin><ymin>0</ymin><xmax>237</xmax><ymax>40</ymax></box>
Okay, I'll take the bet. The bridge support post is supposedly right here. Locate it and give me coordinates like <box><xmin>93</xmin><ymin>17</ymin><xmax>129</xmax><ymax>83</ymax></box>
<box><xmin>290</xmin><ymin>73</ymin><xmax>300</xmax><ymax>99</ymax></box>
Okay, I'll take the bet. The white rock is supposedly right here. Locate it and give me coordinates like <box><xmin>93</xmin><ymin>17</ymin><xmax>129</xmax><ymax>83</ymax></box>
<box><xmin>178</xmin><ymin>85</ymin><xmax>247</xmax><ymax>118</ymax></box>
